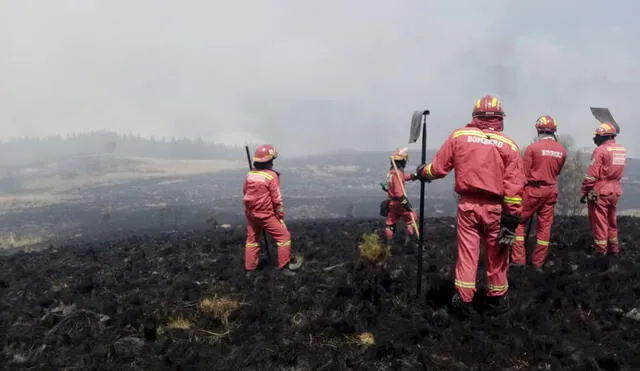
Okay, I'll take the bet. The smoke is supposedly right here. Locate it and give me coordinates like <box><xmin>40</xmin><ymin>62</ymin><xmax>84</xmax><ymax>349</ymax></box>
<box><xmin>0</xmin><ymin>0</ymin><xmax>638</xmax><ymax>156</ymax></box>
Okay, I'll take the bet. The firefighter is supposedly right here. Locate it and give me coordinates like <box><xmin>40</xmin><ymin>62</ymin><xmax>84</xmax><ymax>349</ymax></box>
<box><xmin>243</xmin><ymin>144</ymin><xmax>303</xmax><ymax>276</ymax></box>
<box><xmin>511</xmin><ymin>115</ymin><xmax>567</xmax><ymax>270</ymax></box>
<box><xmin>580</xmin><ymin>123</ymin><xmax>627</xmax><ymax>255</ymax></box>
<box><xmin>380</xmin><ymin>147</ymin><xmax>419</xmax><ymax>248</ymax></box>
<box><xmin>415</xmin><ymin>95</ymin><xmax>525</xmax><ymax>317</ymax></box>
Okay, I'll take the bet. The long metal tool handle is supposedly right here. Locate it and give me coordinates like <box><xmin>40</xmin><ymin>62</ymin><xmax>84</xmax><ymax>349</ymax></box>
<box><xmin>244</xmin><ymin>145</ymin><xmax>254</xmax><ymax>170</ymax></box>
<box><xmin>524</xmin><ymin>213</ymin><xmax>534</xmax><ymax>251</ymax></box>
<box><xmin>416</xmin><ymin>117</ymin><xmax>426</xmax><ymax>297</ymax></box>
<box><xmin>390</xmin><ymin>157</ymin><xmax>420</xmax><ymax>239</ymax></box>
<box><xmin>244</xmin><ymin>145</ymin><xmax>272</xmax><ymax>262</ymax></box>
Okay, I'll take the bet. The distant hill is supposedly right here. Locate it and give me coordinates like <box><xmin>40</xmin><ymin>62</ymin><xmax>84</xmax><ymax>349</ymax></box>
<box><xmin>279</xmin><ymin>148</ymin><xmax>437</xmax><ymax>168</ymax></box>
<box><xmin>2</xmin><ymin>132</ymin><xmax>639</xmax><ymax>213</ymax></box>
<box><xmin>0</xmin><ymin>131</ymin><xmax>252</xmax><ymax>167</ymax></box>
<box><xmin>277</xmin><ymin>148</ymin><xmax>640</xmax><ymax>212</ymax></box>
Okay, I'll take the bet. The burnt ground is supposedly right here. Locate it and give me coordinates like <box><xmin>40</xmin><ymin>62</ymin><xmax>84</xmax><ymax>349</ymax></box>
<box><xmin>0</xmin><ymin>216</ymin><xmax>639</xmax><ymax>370</ymax></box>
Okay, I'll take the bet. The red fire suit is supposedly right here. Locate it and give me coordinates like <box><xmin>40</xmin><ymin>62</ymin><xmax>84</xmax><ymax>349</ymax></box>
<box><xmin>418</xmin><ymin>118</ymin><xmax>525</xmax><ymax>303</ymax></box>
<box><xmin>243</xmin><ymin>169</ymin><xmax>291</xmax><ymax>270</ymax></box>
<box><xmin>511</xmin><ymin>137</ymin><xmax>567</xmax><ymax>268</ymax></box>
<box><xmin>385</xmin><ymin>169</ymin><xmax>417</xmax><ymax>241</ymax></box>
<box><xmin>581</xmin><ymin>139</ymin><xmax>627</xmax><ymax>254</ymax></box>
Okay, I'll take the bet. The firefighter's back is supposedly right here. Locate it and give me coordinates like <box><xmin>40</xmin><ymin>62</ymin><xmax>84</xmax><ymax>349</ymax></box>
<box><xmin>593</xmin><ymin>140</ymin><xmax>627</xmax><ymax>196</ymax></box>
<box><xmin>526</xmin><ymin>138</ymin><xmax>567</xmax><ymax>186</ymax></box>
<box><xmin>243</xmin><ymin>169</ymin><xmax>276</xmax><ymax>217</ymax></box>
<box><xmin>599</xmin><ymin>141</ymin><xmax>627</xmax><ymax>181</ymax></box>
<box><xmin>451</xmin><ymin>127</ymin><xmax>518</xmax><ymax>199</ymax></box>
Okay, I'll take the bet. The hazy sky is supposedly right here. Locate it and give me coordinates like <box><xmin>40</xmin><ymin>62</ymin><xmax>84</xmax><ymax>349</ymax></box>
<box><xmin>1</xmin><ymin>0</ymin><xmax>638</xmax><ymax>157</ymax></box>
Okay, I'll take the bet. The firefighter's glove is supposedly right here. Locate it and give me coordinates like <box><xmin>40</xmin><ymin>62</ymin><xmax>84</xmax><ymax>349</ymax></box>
<box><xmin>379</xmin><ymin>182</ymin><xmax>389</xmax><ymax>192</ymax></box>
<box><xmin>498</xmin><ymin>228</ymin><xmax>516</xmax><ymax>246</ymax></box>
<box><xmin>580</xmin><ymin>190</ymin><xmax>598</xmax><ymax>204</ymax></box>
<box><xmin>409</xmin><ymin>172</ymin><xmax>419</xmax><ymax>181</ymax></box>
<box><xmin>276</xmin><ymin>208</ymin><xmax>285</xmax><ymax>220</ymax></box>
<box><xmin>498</xmin><ymin>213</ymin><xmax>520</xmax><ymax>246</ymax></box>
<box><xmin>414</xmin><ymin>165</ymin><xmax>432</xmax><ymax>183</ymax></box>
<box><xmin>401</xmin><ymin>196</ymin><xmax>413</xmax><ymax>211</ymax></box>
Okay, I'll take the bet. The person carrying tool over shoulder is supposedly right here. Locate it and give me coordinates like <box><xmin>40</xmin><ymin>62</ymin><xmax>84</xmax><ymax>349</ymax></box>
<box><xmin>243</xmin><ymin>144</ymin><xmax>303</xmax><ymax>276</ymax></box>
<box><xmin>510</xmin><ymin>116</ymin><xmax>567</xmax><ymax>271</ymax></box>
<box><xmin>379</xmin><ymin>147</ymin><xmax>419</xmax><ymax>249</ymax></box>
<box><xmin>414</xmin><ymin>95</ymin><xmax>525</xmax><ymax>317</ymax></box>
<box><xmin>580</xmin><ymin>123</ymin><xmax>627</xmax><ymax>255</ymax></box>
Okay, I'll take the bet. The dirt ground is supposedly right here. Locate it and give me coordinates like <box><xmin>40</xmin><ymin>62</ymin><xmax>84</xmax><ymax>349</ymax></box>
<box><xmin>0</xmin><ymin>216</ymin><xmax>638</xmax><ymax>370</ymax></box>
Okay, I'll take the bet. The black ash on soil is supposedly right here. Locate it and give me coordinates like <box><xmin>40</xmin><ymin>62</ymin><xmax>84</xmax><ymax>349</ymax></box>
<box><xmin>0</xmin><ymin>216</ymin><xmax>639</xmax><ymax>370</ymax></box>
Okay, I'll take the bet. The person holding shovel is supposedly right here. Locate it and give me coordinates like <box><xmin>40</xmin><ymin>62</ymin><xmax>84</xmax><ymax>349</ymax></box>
<box><xmin>415</xmin><ymin>95</ymin><xmax>525</xmax><ymax>317</ymax></box>
<box><xmin>380</xmin><ymin>147</ymin><xmax>419</xmax><ymax>250</ymax></box>
<box><xmin>243</xmin><ymin>144</ymin><xmax>303</xmax><ymax>276</ymax></box>
<box><xmin>581</xmin><ymin>122</ymin><xmax>627</xmax><ymax>255</ymax></box>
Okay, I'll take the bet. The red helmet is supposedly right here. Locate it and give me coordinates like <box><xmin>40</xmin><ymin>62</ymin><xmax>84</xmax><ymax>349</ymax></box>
<box><xmin>593</xmin><ymin>122</ymin><xmax>616</xmax><ymax>137</ymax></box>
<box><xmin>535</xmin><ymin>115</ymin><xmax>557</xmax><ymax>133</ymax></box>
<box><xmin>253</xmin><ymin>144</ymin><xmax>278</xmax><ymax>163</ymax></box>
<box><xmin>391</xmin><ymin>147</ymin><xmax>408</xmax><ymax>161</ymax></box>
<box><xmin>472</xmin><ymin>95</ymin><xmax>505</xmax><ymax>118</ymax></box>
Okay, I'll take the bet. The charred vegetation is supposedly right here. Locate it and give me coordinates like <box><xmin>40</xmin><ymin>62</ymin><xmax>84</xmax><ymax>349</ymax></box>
<box><xmin>0</xmin><ymin>216</ymin><xmax>638</xmax><ymax>370</ymax></box>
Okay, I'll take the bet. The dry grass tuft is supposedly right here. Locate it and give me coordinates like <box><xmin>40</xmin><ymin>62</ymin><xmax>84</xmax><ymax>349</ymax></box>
<box><xmin>198</xmin><ymin>295</ymin><xmax>243</xmax><ymax>327</ymax></box>
<box><xmin>346</xmin><ymin>332</ymin><xmax>375</xmax><ymax>347</ymax></box>
<box><xmin>167</xmin><ymin>315</ymin><xmax>191</xmax><ymax>329</ymax></box>
<box><xmin>358</xmin><ymin>232</ymin><xmax>391</xmax><ymax>265</ymax></box>
<box><xmin>196</xmin><ymin>329</ymin><xmax>231</xmax><ymax>344</ymax></box>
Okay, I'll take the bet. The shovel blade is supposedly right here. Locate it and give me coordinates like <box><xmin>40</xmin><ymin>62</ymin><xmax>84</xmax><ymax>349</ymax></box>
<box><xmin>590</xmin><ymin>107</ymin><xmax>620</xmax><ymax>134</ymax></box>
<box><xmin>409</xmin><ymin>110</ymin><xmax>430</xmax><ymax>143</ymax></box>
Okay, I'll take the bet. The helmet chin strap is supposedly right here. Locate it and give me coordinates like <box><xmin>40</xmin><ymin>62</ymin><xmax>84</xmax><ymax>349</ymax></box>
<box><xmin>537</xmin><ymin>132</ymin><xmax>557</xmax><ymax>141</ymax></box>
<box><xmin>593</xmin><ymin>135</ymin><xmax>614</xmax><ymax>146</ymax></box>
<box><xmin>390</xmin><ymin>159</ymin><xmax>407</xmax><ymax>169</ymax></box>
